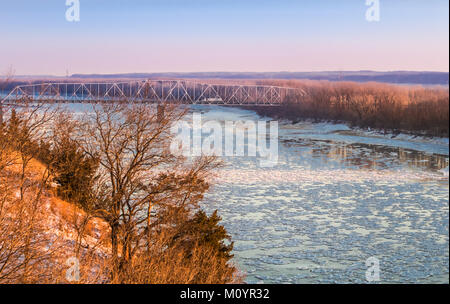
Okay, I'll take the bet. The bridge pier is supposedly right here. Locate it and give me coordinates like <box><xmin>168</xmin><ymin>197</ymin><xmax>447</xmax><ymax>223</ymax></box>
<box><xmin>157</xmin><ymin>104</ymin><xmax>165</xmax><ymax>123</ymax></box>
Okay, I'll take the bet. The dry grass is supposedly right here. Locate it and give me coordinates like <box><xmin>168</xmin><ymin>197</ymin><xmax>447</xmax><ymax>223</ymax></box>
<box><xmin>6</xmin><ymin>150</ymin><xmax>48</xmax><ymax>178</ymax></box>
<box><xmin>3</xmin><ymin>150</ymin><xmax>108</xmax><ymax>242</ymax></box>
<box><xmin>49</xmin><ymin>196</ymin><xmax>110</xmax><ymax>242</ymax></box>
<box><xmin>120</xmin><ymin>245</ymin><xmax>243</xmax><ymax>284</ymax></box>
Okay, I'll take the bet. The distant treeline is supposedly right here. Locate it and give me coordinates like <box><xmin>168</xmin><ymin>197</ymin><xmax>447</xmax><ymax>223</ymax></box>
<box><xmin>70</xmin><ymin>71</ymin><xmax>449</xmax><ymax>85</ymax></box>
<box><xmin>251</xmin><ymin>80</ymin><xmax>449</xmax><ymax>137</ymax></box>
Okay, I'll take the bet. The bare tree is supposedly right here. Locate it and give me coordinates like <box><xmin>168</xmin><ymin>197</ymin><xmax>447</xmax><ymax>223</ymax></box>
<box><xmin>77</xmin><ymin>103</ymin><xmax>221</xmax><ymax>281</ymax></box>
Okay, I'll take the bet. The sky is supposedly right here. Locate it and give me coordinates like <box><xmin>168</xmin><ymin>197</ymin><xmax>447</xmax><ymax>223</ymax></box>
<box><xmin>0</xmin><ymin>0</ymin><xmax>448</xmax><ymax>76</ymax></box>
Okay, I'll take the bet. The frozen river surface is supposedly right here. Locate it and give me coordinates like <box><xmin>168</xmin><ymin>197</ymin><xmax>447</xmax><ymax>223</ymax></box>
<box><xmin>193</xmin><ymin>106</ymin><xmax>449</xmax><ymax>284</ymax></box>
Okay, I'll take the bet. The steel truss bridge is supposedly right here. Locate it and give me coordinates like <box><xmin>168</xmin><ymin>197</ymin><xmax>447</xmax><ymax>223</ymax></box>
<box><xmin>0</xmin><ymin>80</ymin><xmax>305</xmax><ymax>106</ymax></box>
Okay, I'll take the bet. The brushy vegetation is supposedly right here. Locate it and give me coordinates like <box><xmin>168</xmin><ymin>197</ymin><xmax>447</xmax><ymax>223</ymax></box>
<box><xmin>0</xmin><ymin>102</ymin><xmax>240</xmax><ymax>284</ymax></box>
<box><xmin>253</xmin><ymin>80</ymin><xmax>449</xmax><ymax>137</ymax></box>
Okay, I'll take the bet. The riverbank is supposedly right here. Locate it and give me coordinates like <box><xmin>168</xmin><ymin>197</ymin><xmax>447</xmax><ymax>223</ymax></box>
<box><xmin>247</xmin><ymin>80</ymin><xmax>449</xmax><ymax>138</ymax></box>
<box><xmin>276</xmin><ymin>119</ymin><xmax>449</xmax><ymax>156</ymax></box>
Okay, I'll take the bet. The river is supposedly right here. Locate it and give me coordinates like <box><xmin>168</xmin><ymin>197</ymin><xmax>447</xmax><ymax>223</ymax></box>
<box><xmin>191</xmin><ymin>105</ymin><xmax>449</xmax><ymax>284</ymax></box>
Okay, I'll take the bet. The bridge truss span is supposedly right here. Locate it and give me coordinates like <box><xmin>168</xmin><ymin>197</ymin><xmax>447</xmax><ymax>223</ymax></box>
<box><xmin>0</xmin><ymin>80</ymin><xmax>305</xmax><ymax>106</ymax></box>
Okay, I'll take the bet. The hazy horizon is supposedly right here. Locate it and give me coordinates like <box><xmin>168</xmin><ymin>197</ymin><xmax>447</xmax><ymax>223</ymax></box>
<box><xmin>5</xmin><ymin>70</ymin><xmax>449</xmax><ymax>78</ymax></box>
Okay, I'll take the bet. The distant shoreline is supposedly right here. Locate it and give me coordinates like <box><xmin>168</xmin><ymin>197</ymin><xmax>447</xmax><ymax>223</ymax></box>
<box><xmin>72</xmin><ymin>71</ymin><xmax>450</xmax><ymax>86</ymax></box>
<box><xmin>3</xmin><ymin>71</ymin><xmax>449</xmax><ymax>86</ymax></box>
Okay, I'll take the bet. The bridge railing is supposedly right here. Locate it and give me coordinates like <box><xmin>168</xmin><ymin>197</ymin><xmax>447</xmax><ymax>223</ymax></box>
<box><xmin>0</xmin><ymin>80</ymin><xmax>306</xmax><ymax>106</ymax></box>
